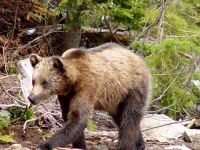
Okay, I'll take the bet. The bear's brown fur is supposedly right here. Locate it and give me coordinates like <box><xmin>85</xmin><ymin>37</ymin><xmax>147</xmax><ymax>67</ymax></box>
<box><xmin>28</xmin><ymin>43</ymin><xmax>151</xmax><ymax>150</ymax></box>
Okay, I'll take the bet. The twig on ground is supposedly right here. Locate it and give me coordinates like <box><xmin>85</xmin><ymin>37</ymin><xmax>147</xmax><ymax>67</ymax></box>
<box><xmin>23</xmin><ymin>118</ymin><xmax>37</xmax><ymax>132</ymax></box>
<box><xmin>20</xmin><ymin>28</ymin><xmax>56</xmax><ymax>50</ymax></box>
<box><xmin>0</xmin><ymin>83</ymin><xmax>28</xmax><ymax>105</ymax></box>
<box><xmin>0</xmin><ymin>103</ymin><xmax>26</xmax><ymax>109</ymax></box>
<box><xmin>0</xmin><ymin>74</ymin><xmax>17</xmax><ymax>80</ymax></box>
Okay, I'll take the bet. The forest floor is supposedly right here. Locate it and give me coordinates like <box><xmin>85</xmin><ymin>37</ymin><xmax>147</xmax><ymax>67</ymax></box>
<box><xmin>0</xmin><ymin>111</ymin><xmax>199</xmax><ymax>150</ymax></box>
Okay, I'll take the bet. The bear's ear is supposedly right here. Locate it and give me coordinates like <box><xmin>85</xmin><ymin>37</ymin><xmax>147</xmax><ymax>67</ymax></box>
<box><xmin>52</xmin><ymin>57</ymin><xmax>65</xmax><ymax>73</ymax></box>
<box><xmin>29</xmin><ymin>54</ymin><xmax>42</xmax><ymax>68</ymax></box>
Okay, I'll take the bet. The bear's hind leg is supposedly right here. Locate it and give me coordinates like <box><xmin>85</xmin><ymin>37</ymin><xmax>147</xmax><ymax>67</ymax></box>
<box><xmin>113</xmin><ymin>89</ymin><xmax>146</xmax><ymax>150</ymax></box>
<box><xmin>72</xmin><ymin>131</ymin><xmax>86</xmax><ymax>149</ymax></box>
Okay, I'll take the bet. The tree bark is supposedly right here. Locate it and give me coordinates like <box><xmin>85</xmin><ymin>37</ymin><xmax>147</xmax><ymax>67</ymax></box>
<box><xmin>60</xmin><ymin>27</ymin><xmax>81</xmax><ymax>54</ymax></box>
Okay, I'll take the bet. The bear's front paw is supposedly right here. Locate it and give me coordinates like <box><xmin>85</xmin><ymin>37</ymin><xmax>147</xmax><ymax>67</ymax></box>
<box><xmin>36</xmin><ymin>142</ymin><xmax>52</xmax><ymax>150</ymax></box>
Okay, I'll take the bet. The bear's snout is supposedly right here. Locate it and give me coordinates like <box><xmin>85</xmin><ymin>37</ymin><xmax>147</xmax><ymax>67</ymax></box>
<box><xmin>28</xmin><ymin>94</ymin><xmax>37</xmax><ymax>105</ymax></box>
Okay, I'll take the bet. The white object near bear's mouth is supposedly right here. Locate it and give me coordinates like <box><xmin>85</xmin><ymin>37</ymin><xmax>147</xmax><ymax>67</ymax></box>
<box><xmin>17</xmin><ymin>58</ymin><xmax>33</xmax><ymax>106</ymax></box>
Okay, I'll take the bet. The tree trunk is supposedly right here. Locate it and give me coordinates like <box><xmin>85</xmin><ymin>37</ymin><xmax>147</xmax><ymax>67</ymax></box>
<box><xmin>157</xmin><ymin>0</ymin><xmax>164</xmax><ymax>43</ymax></box>
<box><xmin>61</xmin><ymin>27</ymin><xmax>81</xmax><ymax>54</ymax></box>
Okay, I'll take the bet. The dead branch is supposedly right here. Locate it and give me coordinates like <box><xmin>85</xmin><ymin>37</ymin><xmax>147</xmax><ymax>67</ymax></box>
<box><xmin>23</xmin><ymin>118</ymin><xmax>37</xmax><ymax>132</ymax></box>
<box><xmin>19</xmin><ymin>28</ymin><xmax>56</xmax><ymax>51</ymax></box>
<box><xmin>0</xmin><ymin>83</ymin><xmax>27</xmax><ymax>105</ymax></box>
<box><xmin>157</xmin><ymin>0</ymin><xmax>165</xmax><ymax>43</ymax></box>
<box><xmin>128</xmin><ymin>0</ymin><xmax>169</xmax><ymax>48</ymax></box>
<box><xmin>23</xmin><ymin>108</ymin><xmax>62</xmax><ymax>132</ymax></box>
<box><xmin>183</xmin><ymin>55</ymin><xmax>200</xmax><ymax>87</ymax></box>
<box><xmin>151</xmin><ymin>67</ymin><xmax>184</xmax><ymax>103</ymax></box>
<box><xmin>0</xmin><ymin>74</ymin><xmax>17</xmax><ymax>80</ymax></box>
<box><xmin>148</xmin><ymin>101</ymin><xmax>178</xmax><ymax>114</ymax></box>
<box><xmin>104</xmin><ymin>17</ymin><xmax>122</xmax><ymax>45</ymax></box>
<box><xmin>164</xmin><ymin>35</ymin><xmax>200</xmax><ymax>38</ymax></box>
<box><xmin>2</xmin><ymin>39</ymin><xmax>10</xmax><ymax>76</ymax></box>
<box><xmin>142</xmin><ymin>118</ymin><xmax>190</xmax><ymax>132</ymax></box>
<box><xmin>0</xmin><ymin>35</ymin><xmax>9</xmax><ymax>45</ymax></box>
<box><xmin>178</xmin><ymin>52</ymin><xmax>194</xmax><ymax>59</ymax></box>
<box><xmin>0</xmin><ymin>103</ymin><xmax>26</xmax><ymax>109</ymax></box>
<box><xmin>11</xmin><ymin>0</ymin><xmax>19</xmax><ymax>40</ymax></box>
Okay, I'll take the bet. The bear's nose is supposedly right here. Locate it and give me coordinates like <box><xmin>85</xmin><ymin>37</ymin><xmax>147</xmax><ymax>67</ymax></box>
<box><xmin>28</xmin><ymin>95</ymin><xmax>36</xmax><ymax>105</ymax></box>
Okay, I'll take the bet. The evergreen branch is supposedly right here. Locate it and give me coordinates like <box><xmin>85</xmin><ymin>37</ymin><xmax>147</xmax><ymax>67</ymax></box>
<box><xmin>128</xmin><ymin>0</ymin><xmax>169</xmax><ymax>48</ymax></box>
<box><xmin>151</xmin><ymin>67</ymin><xmax>184</xmax><ymax>104</ymax></box>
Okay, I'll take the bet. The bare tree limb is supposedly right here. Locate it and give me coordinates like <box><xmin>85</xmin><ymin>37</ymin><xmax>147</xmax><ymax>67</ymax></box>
<box><xmin>0</xmin><ymin>103</ymin><xmax>26</xmax><ymax>109</ymax></box>
<box><xmin>182</xmin><ymin>55</ymin><xmax>200</xmax><ymax>87</ymax></box>
<box><xmin>128</xmin><ymin>0</ymin><xmax>169</xmax><ymax>48</ymax></box>
<box><xmin>142</xmin><ymin>118</ymin><xmax>190</xmax><ymax>132</ymax></box>
<box><xmin>0</xmin><ymin>83</ymin><xmax>27</xmax><ymax>105</ymax></box>
<box><xmin>151</xmin><ymin>67</ymin><xmax>184</xmax><ymax>104</ymax></box>
<box><xmin>0</xmin><ymin>75</ymin><xmax>17</xmax><ymax>80</ymax></box>
<box><xmin>11</xmin><ymin>0</ymin><xmax>19</xmax><ymax>40</ymax></box>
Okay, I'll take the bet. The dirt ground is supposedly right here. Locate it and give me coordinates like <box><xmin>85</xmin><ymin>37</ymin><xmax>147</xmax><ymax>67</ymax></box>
<box><xmin>0</xmin><ymin>123</ymin><xmax>178</xmax><ymax>150</ymax></box>
<box><xmin>0</xmin><ymin>115</ymin><xmax>199</xmax><ymax>150</ymax></box>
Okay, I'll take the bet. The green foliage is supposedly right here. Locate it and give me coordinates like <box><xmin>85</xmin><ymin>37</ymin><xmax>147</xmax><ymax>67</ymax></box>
<box><xmin>131</xmin><ymin>0</ymin><xmax>200</xmax><ymax>119</ymax></box>
<box><xmin>23</xmin><ymin>108</ymin><xmax>35</xmax><ymax>121</ymax></box>
<box><xmin>55</xmin><ymin>0</ymin><xmax>153</xmax><ymax>30</ymax></box>
<box><xmin>87</xmin><ymin>119</ymin><xmax>97</xmax><ymax>132</ymax></box>
<box><xmin>132</xmin><ymin>38</ymin><xmax>200</xmax><ymax>118</ymax></box>
<box><xmin>164</xmin><ymin>1</ymin><xmax>200</xmax><ymax>36</ymax></box>
<box><xmin>192</xmin><ymin>73</ymin><xmax>200</xmax><ymax>80</ymax></box>
<box><xmin>0</xmin><ymin>132</ymin><xmax>15</xmax><ymax>144</ymax></box>
<box><xmin>40</xmin><ymin>131</ymin><xmax>52</xmax><ymax>138</ymax></box>
<box><xmin>0</xmin><ymin>110</ymin><xmax>10</xmax><ymax>130</ymax></box>
<box><xmin>7</xmin><ymin>64</ymin><xmax>17</xmax><ymax>75</ymax></box>
<box><xmin>8</xmin><ymin>107</ymin><xmax>35</xmax><ymax>121</ymax></box>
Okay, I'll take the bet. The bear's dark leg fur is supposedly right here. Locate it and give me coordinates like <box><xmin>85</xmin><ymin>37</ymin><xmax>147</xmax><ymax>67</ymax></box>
<box><xmin>58</xmin><ymin>95</ymin><xmax>86</xmax><ymax>149</ymax></box>
<box><xmin>58</xmin><ymin>95</ymin><xmax>70</xmax><ymax>121</ymax></box>
<box><xmin>113</xmin><ymin>88</ymin><xmax>146</xmax><ymax>150</ymax></box>
<box><xmin>72</xmin><ymin>131</ymin><xmax>86</xmax><ymax>148</ymax></box>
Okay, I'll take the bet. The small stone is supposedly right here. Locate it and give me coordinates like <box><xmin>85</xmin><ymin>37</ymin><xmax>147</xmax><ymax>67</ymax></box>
<box><xmin>165</xmin><ymin>145</ymin><xmax>191</xmax><ymax>150</ymax></box>
<box><xmin>105</xmin><ymin>138</ymin><xmax>112</xmax><ymax>142</ymax></box>
<box><xmin>95</xmin><ymin>144</ymin><xmax>109</xmax><ymax>150</ymax></box>
<box><xmin>183</xmin><ymin>131</ymin><xmax>192</xmax><ymax>142</ymax></box>
<box><xmin>11</xmin><ymin>144</ymin><xmax>22</xmax><ymax>150</ymax></box>
<box><xmin>21</xmin><ymin>147</ymin><xmax>30</xmax><ymax>150</ymax></box>
<box><xmin>113</xmin><ymin>139</ymin><xmax>118</xmax><ymax>143</ymax></box>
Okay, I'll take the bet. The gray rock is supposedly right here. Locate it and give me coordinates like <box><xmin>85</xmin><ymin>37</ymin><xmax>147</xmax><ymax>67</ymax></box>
<box><xmin>141</xmin><ymin>114</ymin><xmax>200</xmax><ymax>142</ymax></box>
<box><xmin>11</xmin><ymin>144</ymin><xmax>22</xmax><ymax>150</ymax></box>
<box><xmin>164</xmin><ymin>145</ymin><xmax>191</xmax><ymax>150</ymax></box>
<box><xmin>95</xmin><ymin>144</ymin><xmax>109</xmax><ymax>150</ymax></box>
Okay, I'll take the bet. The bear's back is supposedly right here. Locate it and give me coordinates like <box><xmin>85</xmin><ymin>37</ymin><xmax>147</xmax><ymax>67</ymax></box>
<box><xmin>62</xmin><ymin>43</ymin><xmax>151</xmax><ymax>114</ymax></box>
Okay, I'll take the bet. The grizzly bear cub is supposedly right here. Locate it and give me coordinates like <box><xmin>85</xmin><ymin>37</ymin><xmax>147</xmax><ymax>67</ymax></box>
<box><xmin>28</xmin><ymin>43</ymin><xmax>151</xmax><ymax>150</ymax></box>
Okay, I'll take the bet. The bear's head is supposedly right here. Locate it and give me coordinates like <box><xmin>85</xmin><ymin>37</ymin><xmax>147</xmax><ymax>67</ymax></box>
<box><xmin>28</xmin><ymin>54</ymin><xmax>70</xmax><ymax>105</ymax></box>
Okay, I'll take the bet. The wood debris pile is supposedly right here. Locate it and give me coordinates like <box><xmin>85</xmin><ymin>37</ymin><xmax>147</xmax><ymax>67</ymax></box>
<box><xmin>0</xmin><ymin>0</ymin><xmax>59</xmax><ymax>73</ymax></box>
<box><xmin>0</xmin><ymin>0</ymin><xmax>50</xmax><ymax>34</ymax></box>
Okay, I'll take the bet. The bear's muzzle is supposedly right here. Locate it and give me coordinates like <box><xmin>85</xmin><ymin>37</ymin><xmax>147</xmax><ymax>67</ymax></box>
<box><xmin>28</xmin><ymin>94</ymin><xmax>37</xmax><ymax>105</ymax></box>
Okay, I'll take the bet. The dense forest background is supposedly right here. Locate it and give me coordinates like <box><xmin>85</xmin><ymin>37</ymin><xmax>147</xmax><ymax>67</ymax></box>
<box><xmin>0</xmin><ymin>0</ymin><xmax>200</xmax><ymax>148</ymax></box>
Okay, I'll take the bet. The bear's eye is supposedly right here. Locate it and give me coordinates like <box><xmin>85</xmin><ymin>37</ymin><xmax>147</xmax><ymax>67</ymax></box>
<box><xmin>41</xmin><ymin>80</ymin><xmax>48</xmax><ymax>88</ymax></box>
<box><xmin>32</xmin><ymin>80</ymin><xmax>35</xmax><ymax>86</ymax></box>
